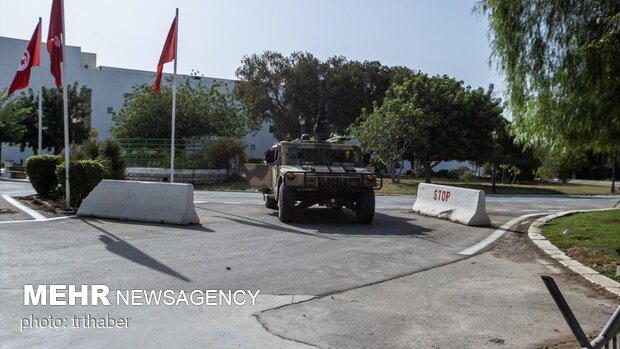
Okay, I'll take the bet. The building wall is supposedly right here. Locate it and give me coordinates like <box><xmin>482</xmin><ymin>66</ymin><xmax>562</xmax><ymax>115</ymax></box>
<box><xmin>0</xmin><ymin>36</ymin><xmax>276</xmax><ymax>162</ymax></box>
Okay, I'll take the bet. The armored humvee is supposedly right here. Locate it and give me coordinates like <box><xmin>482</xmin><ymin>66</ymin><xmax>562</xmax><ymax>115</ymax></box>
<box><xmin>244</xmin><ymin>136</ymin><xmax>382</xmax><ymax>224</ymax></box>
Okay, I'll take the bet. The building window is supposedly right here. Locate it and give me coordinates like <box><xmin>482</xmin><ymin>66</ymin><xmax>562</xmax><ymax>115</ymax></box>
<box><xmin>269</xmin><ymin>125</ymin><xmax>274</xmax><ymax>133</ymax></box>
<box><xmin>250</xmin><ymin>144</ymin><xmax>256</xmax><ymax>151</ymax></box>
<box><xmin>84</xmin><ymin>64</ymin><xmax>89</xmax><ymax>69</ymax></box>
<box><xmin>107</xmin><ymin>107</ymin><xmax>114</xmax><ymax>114</ymax></box>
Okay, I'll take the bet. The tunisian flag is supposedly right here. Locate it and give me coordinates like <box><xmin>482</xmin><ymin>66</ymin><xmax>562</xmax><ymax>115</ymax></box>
<box><xmin>8</xmin><ymin>22</ymin><xmax>41</xmax><ymax>96</ymax></box>
<box><xmin>153</xmin><ymin>17</ymin><xmax>177</xmax><ymax>93</ymax></box>
<box><xmin>47</xmin><ymin>0</ymin><xmax>63</xmax><ymax>88</ymax></box>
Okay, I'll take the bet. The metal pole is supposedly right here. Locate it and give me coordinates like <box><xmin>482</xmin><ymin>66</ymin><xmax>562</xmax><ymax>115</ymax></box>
<box><xmin>170</xmin><ymin>8</ymin><xmax>178</xmax><ymax>183</ymax></box>
<box><xmin>611</xmin><ymin>150</ymin><xmax>616</xmax><ymax>193</ymax></box>
<box><xmin>541</xmin><ymin>276</ymin><xmax>592</xmax><ymax>348</ymax></box>
<box><xmin>60</xmin><ymin>0</ymin><xmax>70</xmax><ymax>208</ymax></box>
<box><xmin>37</xmin><ymin>17</ymin><xmax>43</xmax><ymax>155</ymax></box>
<box><xmin>492</xmin><ymin>139</ymin><xmax>497</xmax><ymax>194</ymax></box>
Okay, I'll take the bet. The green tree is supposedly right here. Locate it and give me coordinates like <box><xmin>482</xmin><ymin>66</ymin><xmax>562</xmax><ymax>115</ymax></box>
<box><xmin>112</xmin><ymin>79</ymin><xmax>246</xmax><ymax>139</ymax></box>
<box><xmin>351</xmin><ymin>101</ymin><xmax>415</xmax><ymax>183</ymax></box>
<box><xmin>0</xmin><ymin>89</ymin><xmax>29</xmax><ymax>160</ymax></box>
<box><xmin>234</xmin><ymin>51</ymin><xmax>410</xmax><ymax>140</ymax></box>
<box><xmin>535</xmin><ymin>147</ymin><xmax>589</xmax><ymax>183</ymax></box>
<box><xmin>14</xmin><ymin>83</ymin><xmax>91</xmax><ymax>154</ymax></box>
<box><xmin>353</xmin><ymin>73</ymin><xmax>501</xmax><ymax>183</ymax></box>
<box><xmin>476</xmin><ymin>0</ymin><xmax>620</xmax><ymax>151</ymax></box>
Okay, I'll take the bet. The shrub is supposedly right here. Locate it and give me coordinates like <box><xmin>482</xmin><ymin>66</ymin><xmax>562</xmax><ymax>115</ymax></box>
<box><xmin>56</xmin><ymin>160</ymin><xmax>105</xmax><ymax>207</ymax></box>
<box><xmin>448</xmin><ymin>167</ymin><xmax>476</xmax><ymax>183</ymax></box>
<box><xmin>98</xmin><ymin>139</ymin><xmax>126</xmax><ymax>179</ymax></box>
<box><xmin>25</xmin><ymin>155</ymin><xmax>62</xmax><ymax>198</ymax></box>
<box><xmin>246</xmin><ymin>157</ymin><xmax>264</xmax><ymax>164</ymax></box>
<box><xmin>203</xmin><ymin>138</ymin><xmax>246</xmax><ymax>175</ymax></box>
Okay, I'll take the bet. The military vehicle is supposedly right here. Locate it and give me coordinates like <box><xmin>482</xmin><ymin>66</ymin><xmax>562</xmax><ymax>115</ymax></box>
<box><xmin>244</xmin><ymin>135</ymin><xmax>382</xmax><ymax>224</ymax></box>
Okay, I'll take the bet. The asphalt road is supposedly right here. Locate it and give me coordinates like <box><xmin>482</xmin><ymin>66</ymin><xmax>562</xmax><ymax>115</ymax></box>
<box><xmin>1</xmin><ymin>180</ymin><xmax>619</xmax><ymax>348</ymax></box>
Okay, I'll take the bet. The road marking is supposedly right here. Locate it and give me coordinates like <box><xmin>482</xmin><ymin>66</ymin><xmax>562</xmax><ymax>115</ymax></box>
<box><xmin>2</xmin><ymin>194</ymin><xmax>46</xmax><ymax>220</ymax></box>
<box><xmin>458</xmin><ymin>212</ymin><xmax>547</xmax><ymax>256</ymax></box>
<box><xmin>0</xmin><ymin>216</ymin><xmax>72</xmax><ymax>225</ymax></box>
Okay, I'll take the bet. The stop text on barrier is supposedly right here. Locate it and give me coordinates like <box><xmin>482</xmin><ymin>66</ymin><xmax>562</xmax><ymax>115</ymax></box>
<box><xmin>433</xmin><ymin>189</ymin><xmax>451</xmax><ymax>202</ymax></box>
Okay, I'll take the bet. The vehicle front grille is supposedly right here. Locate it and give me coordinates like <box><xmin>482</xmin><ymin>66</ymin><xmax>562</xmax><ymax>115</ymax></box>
<box><xmin>316</xmin><ymin>176</ymin><xmax>354</xmax><ymax>190</ymax></box>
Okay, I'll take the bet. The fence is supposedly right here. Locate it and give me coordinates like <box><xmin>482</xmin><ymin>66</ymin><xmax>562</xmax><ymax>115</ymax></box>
<box><xmin>117</xmin><ymin>138</ymin><xmax>209</xmax><ymax>168</ymax></box>
<box><xmin>542</xmin><ymin>276</ymin><xmax>620</xmax><ymax>349</ymax></box>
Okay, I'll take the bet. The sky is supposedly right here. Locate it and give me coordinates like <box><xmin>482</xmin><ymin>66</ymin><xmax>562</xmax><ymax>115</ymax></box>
<box><xmin>0</xmin><ymin>0</ymin><xmax>502</xmax><ymax>94</ymax></box>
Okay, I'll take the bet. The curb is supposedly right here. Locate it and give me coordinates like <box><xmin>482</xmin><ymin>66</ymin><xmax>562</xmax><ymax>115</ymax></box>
<box><xmin>528</xmin><ymin>208</ymin><xmax>620</xmax><ymax>297</ymax></box>
<box><xmin>0</xmin><ymin>177</ymin><xmax>30</xmax><ymax>183</ymax></box>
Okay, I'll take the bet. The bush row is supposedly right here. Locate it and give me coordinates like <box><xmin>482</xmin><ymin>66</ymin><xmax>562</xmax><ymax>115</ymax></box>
<box><xmin>25</xmin><ymin>156</ymin><xmax>106</xmax><ymax>207</ymax></box>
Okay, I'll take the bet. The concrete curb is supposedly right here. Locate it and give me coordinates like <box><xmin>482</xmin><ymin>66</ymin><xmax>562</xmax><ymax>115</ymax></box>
<box><xmin>0</xmin><ymin>177</ymin><xmax>30</xmax><ymax>183</ymax></box>
<box><xmin>528</xmin><ymin>208</ymin><xmax>620</xmax><ymax>297</ymax></box>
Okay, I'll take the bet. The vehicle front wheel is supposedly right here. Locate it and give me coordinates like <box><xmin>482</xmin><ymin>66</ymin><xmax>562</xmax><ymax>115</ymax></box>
<box><xmin>265</xmin><ymin>196</ymin><xmax>278</xmax><ymax>209</ymax></box>
<box><xmin>278</xmin><ymin>184</ymin><xmax>295</xmax><ymax>222</ymax></box>
<box><xmin>356</xmin><ymin>190</ymin><xmax>375</xmax><ymax>224</ymax></box>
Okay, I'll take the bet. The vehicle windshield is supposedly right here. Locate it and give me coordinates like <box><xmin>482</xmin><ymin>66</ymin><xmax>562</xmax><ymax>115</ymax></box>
<box><xmin>285</xmin><ymin>146</ymin><xmax>362</xmax><ymax>166</ymax></box>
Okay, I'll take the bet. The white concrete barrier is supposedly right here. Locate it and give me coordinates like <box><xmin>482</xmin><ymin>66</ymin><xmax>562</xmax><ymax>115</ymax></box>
<box><xmin>77</xmin><ymin>180</ymin><xmax>200</xmax><ymax>225</ymax></box>
<box><xmin>411</xmin><ymin>183</ymin><xmax>490</xmax><ymax>226</ymax></box>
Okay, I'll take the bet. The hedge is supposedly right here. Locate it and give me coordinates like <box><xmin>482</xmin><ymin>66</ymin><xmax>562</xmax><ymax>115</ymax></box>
<box><xmin>25</xmin><ymin>155</ymin><xmax>62</xmax><ymax>198</ymax></box>
<box><xmin>56</xmin><ymin>160</ymin><xmax>105</xmax><ymax>207</ymax></box>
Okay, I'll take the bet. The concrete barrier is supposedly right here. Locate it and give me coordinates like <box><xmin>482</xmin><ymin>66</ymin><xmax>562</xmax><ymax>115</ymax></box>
<box><xmin>77</xmin><ymin>180</ymin><xmax>200</xmax><ymax>225</ymax></box>
<box><xmin>411</xmin><ymin>183</ymin><xmax>490</xmax><ymax>226</ymax></box>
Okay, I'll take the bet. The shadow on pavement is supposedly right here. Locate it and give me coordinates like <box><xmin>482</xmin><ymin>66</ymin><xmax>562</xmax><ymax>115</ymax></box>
<box><xmin>80</xmin><ymin>219</ymin><xmax>192</xmax><ymax>282</ymax></box>
<box><xmin>199</xmin><ymin>206</ymin><xmax>444</xmax><ymax>245</ymax></box>
<box><xmin>196</xmin><ymin>206</ymin><xmax>337</xmax><ymax>240</ymax></box>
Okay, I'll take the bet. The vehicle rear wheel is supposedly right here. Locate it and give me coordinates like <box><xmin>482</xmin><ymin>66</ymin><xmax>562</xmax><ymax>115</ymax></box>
<box><xmin>278</xmin><ymin>184</ymin><xmax>295</xmax><ymax>222</ymax></box>
<box><xmin>356</xmin><ymin>190</ymin><xmax>375</xmax><ymax>224</ymax></box>
<box><xmin>265</xmin><ymin>196</ymin><xmax>278</xmax><ymax>209</ymax></box>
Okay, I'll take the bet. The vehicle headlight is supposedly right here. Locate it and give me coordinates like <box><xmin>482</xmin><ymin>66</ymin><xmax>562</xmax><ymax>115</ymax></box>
<box><xmin>366</xmin><ymin>174</ymin><xmax>376</xmax><ymax>182</ymax></box>
<box><xmin>306</xmin><ymin>176</ymin><xmax>317</xmax><ymax>186</ymax></box>
<box><xmin>286</xmin><ymin>172</ymin><xmax>296</xmax><ymax>180</ymax></box>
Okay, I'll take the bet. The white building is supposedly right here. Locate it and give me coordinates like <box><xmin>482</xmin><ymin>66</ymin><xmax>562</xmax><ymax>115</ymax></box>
<box><xmin>0</xmin><ymin>36</ymin><xmax>276</xmax><ymax>163</ymax></box>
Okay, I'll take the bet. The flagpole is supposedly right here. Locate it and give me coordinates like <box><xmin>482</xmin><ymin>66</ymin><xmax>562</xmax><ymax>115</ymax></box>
<box><xmin>170</xmin><ymin>8</ymin><xmax>178</xmax><ymax>183</ymax></box>
<box><xmin>37</xmin><ymin>17</ymin><xmax>43</xmax><ymax>155</ymax></box>
<box><xmin>60</xmin><ymin>0</ymin><xmax>70</xmax><ymax>208</ymax></box>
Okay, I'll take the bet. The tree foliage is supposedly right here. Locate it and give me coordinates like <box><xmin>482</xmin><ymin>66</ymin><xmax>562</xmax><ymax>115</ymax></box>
<box><xmin>14</xmin><ymin>83</ymin><xmax>91</xmax><ymax>154</ymax></box>
<box><xmin>112</xmin><ymin>79</ymin><xmax>247</xmax><ymax>140</ymax></box>
<box><xmin>476</xmin><ymin>0</ymin><xmax>620</xmax><ymax>151</ymax></box>
<box><xmin>352</xmin><ymin>73</ymin><xmax>502</xmax><ymax>183</ymax></box>
<box><xmin>234</xmin><ymin>51</ymin><xmax>409</xmax><ymax>140</ymax></box>
<box><xmin>0</xmin><ymin>89</ymin><xmax>29</xmax><ymax>146</ymax></box>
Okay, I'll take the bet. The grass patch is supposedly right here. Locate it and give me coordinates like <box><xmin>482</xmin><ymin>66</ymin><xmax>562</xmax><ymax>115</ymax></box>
<box><xmin>377</xmin><ymin>177</ymin><xmax>614</xmax><ymax>196</ymax></box>
<box><xmin>196</xmin><ymin>175</ymin><xmax>612</xmax><ymax>195</ymax></box>
<box><xmin>541</xmin><ymin>209</ymin><xmax>620</xmax><ymax>282</ymax></box>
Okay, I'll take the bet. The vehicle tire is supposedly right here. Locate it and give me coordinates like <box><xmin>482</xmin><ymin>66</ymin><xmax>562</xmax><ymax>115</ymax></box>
<box><xmin>278</xmin><ymin>184</ymin><xmax>295</xmax><ymax>222</ymax></box>
<box><xmin>356</xmin><ymin>190</ymin><xmax>375</xmax><ymax>224</ymax></box>
<box><xmin>265</xmin><ymin>196</ymin><xmax>278</xmax><ymax>209</ymax></box>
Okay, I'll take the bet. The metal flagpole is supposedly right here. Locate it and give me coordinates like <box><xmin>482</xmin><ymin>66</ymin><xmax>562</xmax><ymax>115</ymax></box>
<box><xmin>170</xmin><ymin>8</ymin><xmax>178</xmax><ymax>183</ymax></box>
<box><xmin>60</xmin><ymin>0</ymin><xmax>70</xmax><ymax>208</ymax></box>
<box><xmin>37</xmin><ymin>17</ymin><xmax>43</xmax><ymax>155</ymax></box>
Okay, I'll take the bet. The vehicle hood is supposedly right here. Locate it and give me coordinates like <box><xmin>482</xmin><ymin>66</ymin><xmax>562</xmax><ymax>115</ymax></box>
<box><xmin>279</xmin><ymin>165</ymin><xmax>370</xmax><ymax>174</ymax></box>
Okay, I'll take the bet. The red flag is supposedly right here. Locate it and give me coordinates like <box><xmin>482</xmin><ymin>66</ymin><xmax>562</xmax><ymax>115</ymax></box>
<box><xmin>47</xmin><ymin>0</ymin><xmax>63</xmax><ymax>88</ymax></box>
<box><xmin>8</xmin><ymin>22</ymin><xmax>41</xmax><ymax>96</ymax></box>
<box><xmin>153</xmin><ymin>17</ymin><xmax>177</xmax><ymax>93</ymax></box>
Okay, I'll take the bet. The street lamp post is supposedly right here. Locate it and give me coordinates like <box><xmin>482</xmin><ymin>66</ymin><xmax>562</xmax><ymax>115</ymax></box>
<box><xmin>71</xmin><ymin>115</ymin><xmax>78</xmax><ymax>145</ymax></box>
<box><xmin>298</xmin><ymin>114</ymin><xmax>306</xmax><ymax>136</ymax></box>
<box><xmin>491</xmin><ymin>130</ymin><xmax>498</xmax><ymax>194</ymax></box>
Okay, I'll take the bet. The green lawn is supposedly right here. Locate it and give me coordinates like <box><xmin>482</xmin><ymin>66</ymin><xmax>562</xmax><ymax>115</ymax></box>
<box><xmin>195</xmin><ymin>175</ymin><xmax>615</xmax><ymax>196</ymax></box>
<box><xmin>378</xmin><ymin>177</ymin><xmax>615</xmax><ymax>196</ymax></box>
<box><xmin>541</xmin><ymin>209</ymin><xmax>620</xmax><ymax>282</ymax></box>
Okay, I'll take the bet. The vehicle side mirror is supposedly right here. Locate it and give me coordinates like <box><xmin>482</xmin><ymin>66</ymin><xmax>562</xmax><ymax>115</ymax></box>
<box><xmin>264</xmin><ymin>149</ymin><xmax>276</xmax><ymax>164</ymax></box>
<box><xmin>362</xmin><ymin>153</ymin><xmax>371</xmax><ymax>166</ymax></box>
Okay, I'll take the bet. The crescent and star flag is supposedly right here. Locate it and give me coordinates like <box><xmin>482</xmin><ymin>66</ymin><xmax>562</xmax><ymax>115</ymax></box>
<box><xmin>47</xmin><ymin>0</ymin><xmax>63</xmax><ymax>88</ymax></box>
<box><xmin>8</xmin><ymin>22</ymin><xmax>41</xmax><ymax>96</ymax></box>
<box><xmin>153</xmin><ymin>17</ymin><xmax>177</xmax><ymax>93</ymax></box>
